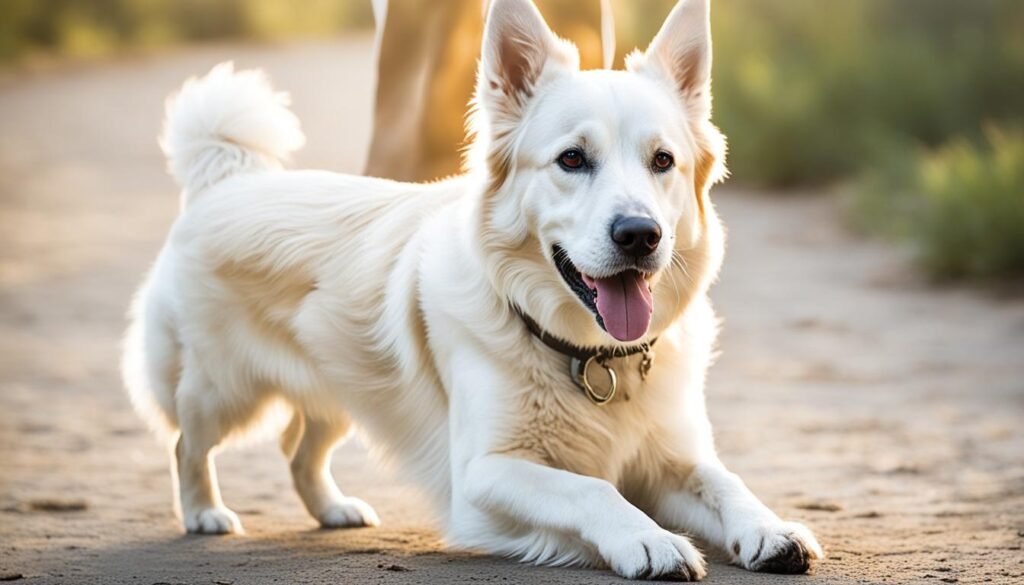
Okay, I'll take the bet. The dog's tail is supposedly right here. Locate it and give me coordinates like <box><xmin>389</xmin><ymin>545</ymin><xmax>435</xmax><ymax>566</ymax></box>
<box><xmin>160</xmin><ymin>62</ymin><xmax>305</xmax><ymax>205</ymax></box>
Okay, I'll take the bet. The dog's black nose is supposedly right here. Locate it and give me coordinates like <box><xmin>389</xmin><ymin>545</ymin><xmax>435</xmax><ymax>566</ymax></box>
<box><xmin>611</xmin><ymin>216</ymin><xmax>662</xmax><ymax>257</ymax></box>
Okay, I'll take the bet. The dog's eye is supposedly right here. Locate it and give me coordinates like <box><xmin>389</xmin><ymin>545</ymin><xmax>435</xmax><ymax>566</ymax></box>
<box><xmin>558</xmin><ymin>149</ymin><xmax>587</xmax><ymax>172</ymax></box>
<box><xmin>652</xmin><ymin>151</ymin><xmax>674</xmax><ymax>173</ymax></box>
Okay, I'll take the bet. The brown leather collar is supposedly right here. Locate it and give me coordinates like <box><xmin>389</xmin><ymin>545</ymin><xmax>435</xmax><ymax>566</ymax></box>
<box><xmin>513</xmin><ymin>305</ymin><xmax>657</xmax><ymax>405</ymax></box>
<box><xmin>515</xmin><ymin>307</ymin><xmax>656</xmax><ymax>362</ymax></box>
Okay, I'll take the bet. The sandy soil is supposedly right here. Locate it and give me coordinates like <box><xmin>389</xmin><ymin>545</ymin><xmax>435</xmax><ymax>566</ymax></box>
<box><xmin>1</xmin><ymin>39</ymin><xmax>1022</xmax><ymax>585</ymax></box>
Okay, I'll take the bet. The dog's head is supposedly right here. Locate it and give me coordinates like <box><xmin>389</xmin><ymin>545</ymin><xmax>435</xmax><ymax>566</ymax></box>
<box><xmin>470</xmin><ymin>0</ymin><xmax>726</xmax><ymax>346</ymax></box>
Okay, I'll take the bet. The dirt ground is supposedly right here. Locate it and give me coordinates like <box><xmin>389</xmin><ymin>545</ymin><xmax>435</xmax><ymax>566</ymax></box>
<box><xmin>1</xmin><ymin>38</ymin><xmax>1022</xmax><ymax>585</ymax></box>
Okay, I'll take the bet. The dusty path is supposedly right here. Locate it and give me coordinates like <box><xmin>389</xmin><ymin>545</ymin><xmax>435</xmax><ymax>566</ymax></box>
<box><xmin>1</xmin><ymin>40</ymin><xmax>1022</xmax><ymax>585</ymax></box>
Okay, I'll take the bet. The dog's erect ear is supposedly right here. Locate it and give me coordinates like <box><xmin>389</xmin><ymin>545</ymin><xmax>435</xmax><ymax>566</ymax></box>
<box><xmin>631</xmin><ymin>0</ymin><xmax>713</xmax><ymax>119</ymax></box>
<box><xmin>479</xmin><ymin>0</ymin><xmax>578</xmax><ymax>116</ymax></box>
<box><xmin>630</xmin><ymin>0</ymin><xmax>726</xmax><ymax>216</ymax></box>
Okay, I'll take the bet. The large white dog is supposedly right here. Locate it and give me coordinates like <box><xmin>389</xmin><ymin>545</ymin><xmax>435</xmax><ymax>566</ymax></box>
<box><xmin>123</xmin><ymin>0</ymin><xmax>823</xmax><ymax>579</ymax></box>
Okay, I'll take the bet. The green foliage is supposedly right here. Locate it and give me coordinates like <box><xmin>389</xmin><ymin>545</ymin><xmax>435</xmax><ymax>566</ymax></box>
<box><xmin>704</xmin><ymin>0</ymin><xmax>1024</xmax><ymax>279</ymax></box>
<box><xmin>851</xmin><ymin>127</ymin><xmax>1024</xmax><ymax>281</ymax></box>
<box><xmin>710</xmin><ymin>0</ymin><xmax>1024</xmax><ymax>188</ymax></box>
<box><xmin>0</xmin><ymin>0</ymin><xmax>375</xmax><ymax>61</ymax></box>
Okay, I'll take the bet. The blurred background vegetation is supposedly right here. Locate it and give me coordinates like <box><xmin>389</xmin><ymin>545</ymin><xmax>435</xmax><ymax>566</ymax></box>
<box><xmin>705</xmin><ymin>0</ymin><xmax>1024</xmax><ymax>282</ymax></box>
<box><xmin>1</xmin><ymin>0</ymin><xmax>1021</xmax><ymax>281</ymax></box>
<box><xmin>0</xmin><ymin>0</ymin><xmax>375</xmax><ymax>59</ymax></box>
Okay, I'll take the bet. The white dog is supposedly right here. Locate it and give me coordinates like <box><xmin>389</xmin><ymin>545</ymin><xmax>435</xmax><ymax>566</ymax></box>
<box><xmin>123</xmin><ymin>0</ymin><xmax>823</xmax><ymax>579</ymax></box>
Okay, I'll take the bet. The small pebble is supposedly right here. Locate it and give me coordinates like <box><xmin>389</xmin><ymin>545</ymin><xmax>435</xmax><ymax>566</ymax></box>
<box><xmin>854</xmin><ymin>511</ymin><xmax>882</xmax><ymax>519</ymax></box>
<box><xmin>27</xmin><ymin>498</ymin><xmax>88</xmax><ymax>512</ymax></box>
<box><xmin>794</xmin><ymin>500</ymin><xmax>844</xmax><ymax>512</ymax></box>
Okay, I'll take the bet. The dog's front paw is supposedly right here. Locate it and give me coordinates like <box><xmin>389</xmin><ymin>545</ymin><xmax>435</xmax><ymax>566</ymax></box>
<box><xmin>184</xmin><ymin>506</ymin><xmax>243</xmax><ymax>535</ymax></box>
<box><xmin>317</xmin><ymin>497</ymin><xmax>380</xmax><ymax>529</ymax></box>
<box><xmin>731</xmin><ymin>521</ymin><xmax>823</xmax><ymax>574</ymax></box>
<box><xmin>603</xmin><ymin>529</ymin><xmax>706</xmax><ymax>581</ymax></box>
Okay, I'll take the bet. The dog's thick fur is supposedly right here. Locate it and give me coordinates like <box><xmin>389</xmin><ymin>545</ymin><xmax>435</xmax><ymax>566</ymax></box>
<box><xmin>123</xmin><ymin>0</ymin><xmax>822</xmax><ymax>579</ymax></box>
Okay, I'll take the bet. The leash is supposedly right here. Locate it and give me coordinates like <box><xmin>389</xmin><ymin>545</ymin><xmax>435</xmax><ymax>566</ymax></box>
<box><xmin>514</xmin><ymin>306</ymin><xmax>656</xmax><ymax>405</ymax></box>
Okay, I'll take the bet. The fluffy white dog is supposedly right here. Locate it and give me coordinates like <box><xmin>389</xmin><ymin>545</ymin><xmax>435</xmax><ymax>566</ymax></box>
<box><xmin>123</xmin><ymin>0</ymin><xmax>822</xmax><ymax>579</ymax></box>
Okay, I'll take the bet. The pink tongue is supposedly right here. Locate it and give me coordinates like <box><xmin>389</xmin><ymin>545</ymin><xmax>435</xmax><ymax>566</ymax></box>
<box><xmin>589</xmin><ymin>271</ymin><xmax>654</xmax><ymax>342</ymax></box>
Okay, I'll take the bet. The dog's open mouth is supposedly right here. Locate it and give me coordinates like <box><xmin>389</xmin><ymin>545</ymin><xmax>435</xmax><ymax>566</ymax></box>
<box><xmin>553</xmin><ymin>245</ymin><xmax>654</xmax><ymax>342</ymax></box>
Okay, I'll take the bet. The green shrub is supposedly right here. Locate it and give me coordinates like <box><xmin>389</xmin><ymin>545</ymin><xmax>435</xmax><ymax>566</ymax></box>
<box><xmin>851</xmin><ymin>127</ymin><xmax>1024</xmax><ymax>281</ymax></box>
<box><xmin>709</xmin><ymin>0</ymin><xmax>1024</xmax><ymax>188</ymax></box>
<box><xmin>0</xmin><ymin>0</ymin><xmax>374</xmax><ymax>61</ymax></box>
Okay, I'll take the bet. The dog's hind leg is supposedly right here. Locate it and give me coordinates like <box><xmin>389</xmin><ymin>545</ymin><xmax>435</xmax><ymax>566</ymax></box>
<box><xmin>172</xmin><ymin>361</ymin><xmax>246</xmax><ymax>535</ymax></box>
<box><xmin>283</xmin><ymin>411</ymin><xmax>380</xmax><ymax>528</ymax></box>
<box><xmin>279</xmin><ymin>409</ymin><xmax>304</xmax><ymax>460</ymax></box>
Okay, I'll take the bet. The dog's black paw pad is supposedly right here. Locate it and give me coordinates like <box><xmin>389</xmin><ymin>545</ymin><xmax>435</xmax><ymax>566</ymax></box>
<box><xmin>653</xmin><ymin>568</ymin><xmax>698</xmax><ymax>582</ymax></box>
<box><xmin>755</xmin><ymin>536</ymin><xmax>812</xmax><ymax>574</ymax></box>
<box><xmin>652</xmin><ymin>563</ymin><xmax>699</xmax><ymax>582</ymax></box>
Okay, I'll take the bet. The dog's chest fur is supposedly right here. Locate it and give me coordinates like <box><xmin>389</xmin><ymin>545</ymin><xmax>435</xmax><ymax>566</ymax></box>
<box><xmin>493</xmin><ymin>345</ymin><xmax>657</xmax><ymax>485</ymax></box>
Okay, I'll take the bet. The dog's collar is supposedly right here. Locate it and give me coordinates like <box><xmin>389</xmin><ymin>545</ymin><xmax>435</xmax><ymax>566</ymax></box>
<box><xmin>513</xmin><ymin>306</ymin><xmax>656</xmax><ymax>405</ymax></box>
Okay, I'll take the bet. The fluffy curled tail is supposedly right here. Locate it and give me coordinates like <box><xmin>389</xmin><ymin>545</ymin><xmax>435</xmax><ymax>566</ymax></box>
<box><xmin>160</xmin><ymin>62</ymin><xmax>305</xmax><ymax>204</ymax></box>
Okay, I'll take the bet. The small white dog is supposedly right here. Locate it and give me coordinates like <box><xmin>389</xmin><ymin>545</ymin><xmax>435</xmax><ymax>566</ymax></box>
<box><xmin>123</xmin><ymin>0</ymin><xmax>823</xmax><ymax>579</ymax></box>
